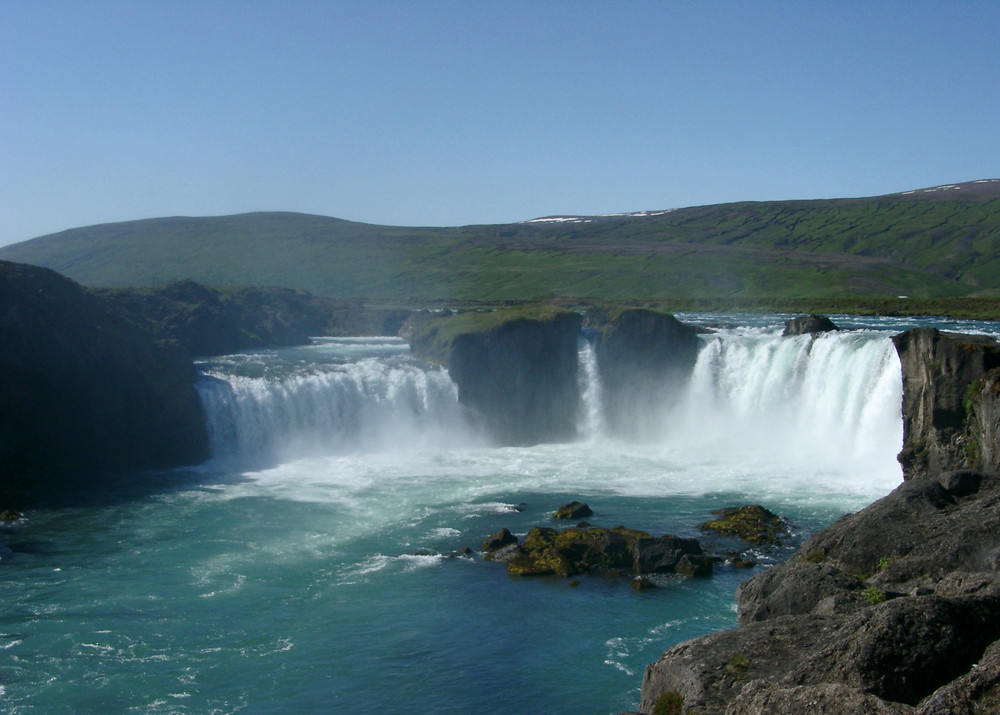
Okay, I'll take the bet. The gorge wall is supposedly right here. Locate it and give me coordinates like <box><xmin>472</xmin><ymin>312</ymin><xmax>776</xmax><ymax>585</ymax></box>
<box><xmin>588</xmin><ymin>308</ymin><xmax>701</xmax><ymax>437</ymax></box>
<box><xmin>893</xmin><ymin>327</ymin><xmax>1000</xmax><ymax>479</ymax></box>
<box><xmin>100</xmin><ymin>280</ymin><xmax>411</xmax><ymax>357</ymax></box>
<box><xmin>0</xmin><ymin>261</ymin><xmax>209</xmax><ymax>505</ymax></box>
<box><xmin>0</xmin><ymin>263</ymin><xmax>411</xmax><ymax>506</ymax></box>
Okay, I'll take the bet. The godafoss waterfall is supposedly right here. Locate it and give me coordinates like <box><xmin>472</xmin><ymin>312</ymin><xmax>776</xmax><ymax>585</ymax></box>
<box><xmin>4</xmin><ymin>314</ymin><xmax>999</xmax><ymax>714</ymax></box>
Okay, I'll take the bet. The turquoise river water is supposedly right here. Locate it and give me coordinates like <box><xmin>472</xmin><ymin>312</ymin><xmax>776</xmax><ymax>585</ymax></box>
<box><xmin>2</xmin><ymin>314</ymin><xmax>998</xmax><ymax>714</ymax></box>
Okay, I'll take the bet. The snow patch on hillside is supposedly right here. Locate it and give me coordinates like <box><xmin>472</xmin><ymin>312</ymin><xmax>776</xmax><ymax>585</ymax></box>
<box><xmin>523</xmin><ymin>209</ymin><xmax>675</xmax><ymax>225</ymax></box>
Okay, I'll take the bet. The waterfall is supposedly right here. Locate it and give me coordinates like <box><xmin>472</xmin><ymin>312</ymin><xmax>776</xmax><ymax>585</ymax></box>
<box><xmin>666</xmin><ymin>328</ymin><xmax>903</xmax><ymax>475</ymax></box>
<box><xmin>576</xmin><ymin>334</ymin><xmax>605</xmax><ymax>439</ymax></box>
<box><xmin>196</xmin><ymin>330</ymin><xmax>904</xmax><ymax>482</ymax></box>
<box><xmin>196</xmin><ymin>340</ymin><xmax>470</xmax><ymax>462</ymax></box>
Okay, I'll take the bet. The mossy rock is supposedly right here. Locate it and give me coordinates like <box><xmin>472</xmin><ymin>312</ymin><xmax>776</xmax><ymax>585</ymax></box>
<box><xmin>507</xmin><ymin>549</ymin><xmax>577</xmax><ymax>577</ymax></box>
<box><xmin>700</xmin><ymin>505</ymin><xmax>789</xmax><ymax>545</ymax></box>
<box><xmin>652</xmin><ymin>690</ymin><xmax>684</xmax><ymax>715</ymax></box>
<box><xmin>482</xmin><ymin>528</ymin><xmax>518</xmax><ymax>552</ymax></box>
<box><xmin>522</xmin><ymin>526</ymin><xmax>559</xmax><ymax>552</ymax></box>
<box><xmin>553</xmin><ymin>501</ymin><xmax>593</xmax><ymax>520</ymax></box>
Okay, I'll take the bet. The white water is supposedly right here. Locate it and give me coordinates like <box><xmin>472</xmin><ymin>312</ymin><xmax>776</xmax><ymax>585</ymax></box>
<box><xmin>668</xmin><ymin>328</ymin><xmax>903</xmax><ymax>481</ymax></box>
<box><xmin>197</xmin><ymin>338</ymin><xmax>476</xmax><ymax>464</ymax></box>
<box><xmin>577</xmin><ymin>335</ymin><xmax>606</xmax><ymax>439</ymax></box>
<box><xmin>194</xmin><ymin>325</ymin><xmax>906</xmax><ymax>509</ymax></box>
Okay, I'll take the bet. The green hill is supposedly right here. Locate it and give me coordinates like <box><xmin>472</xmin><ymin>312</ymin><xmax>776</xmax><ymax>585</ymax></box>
<box><xmin>2</xmin><ymin>180</ymin><xmax>999</xmax><ymax>305</ymax></box>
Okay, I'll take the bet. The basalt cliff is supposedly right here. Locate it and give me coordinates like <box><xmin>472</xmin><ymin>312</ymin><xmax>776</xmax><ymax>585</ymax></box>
<box><xmin>588</xmin><ymin>308</ymin><xmax>701</xmax><ymax>438</ymax></box>
<box><xmin>0</xmin><ymin>261</ymin><xmax>209</xmax><ymax>505</ymax></box>
<box><xmin>637</xmin><ymin>328</ymin><xmax>1000</xmax><ymax>714</ymax></box>
<box><xmin>405</xmin><ymin>306</ymin><xmax>702</xmax><ymax>445</ymax></box>
<box><xmin>894</xmin><ymin>328</ymin><xmax>1000</xmax><ymax>480</ymax></box>
<box><xmin>99</xmin><ymin>280</ymin><xmax>410</xmax><ymax>357</ymax></box>
<box><xmin>405</xmin><ymin>307</ymin><xmax>584</xmax><ymax>444</ymax></box>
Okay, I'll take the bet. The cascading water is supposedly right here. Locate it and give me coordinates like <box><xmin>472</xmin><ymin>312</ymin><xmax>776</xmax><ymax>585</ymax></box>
<box><xmin>195</xmin><ymin>337</ymin><xmax>473</xmax><ymax>463</ymax></box>
<box><xmin>668</xmin><ymin>327</ymin><xmax>903</xmax><ymax>476</ymax></box>
<box><xmin>576</xmin><ymin>333</ymin><xmax>606</xmax><ymax>440</ymax></box>
<box><xmin>197</xmin><ymin>329</ymin><xmax>904</xmax><ymax>485</ymax></box>
<box><xmin>569</xmin><ymin>325</ymin><xmax>903</xmax><ymax>486</ymax></box>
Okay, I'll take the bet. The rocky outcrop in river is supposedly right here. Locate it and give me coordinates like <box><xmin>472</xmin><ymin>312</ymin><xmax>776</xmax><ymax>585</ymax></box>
<box><xmin>782</xmin><ymin>313</ymin><xmax>839</xmax><ymax>336</ymax></box>
<box><xmin>407</xmin><ymin>307</ymin><xmax>583</xmax><ymax>444</ymax></box>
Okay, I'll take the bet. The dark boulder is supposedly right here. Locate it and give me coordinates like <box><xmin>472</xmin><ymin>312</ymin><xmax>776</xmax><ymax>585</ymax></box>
<box><xmin>782</xmin><ymin>313</ymin><xmax>839</xmax><ymax>336</ymax></box>
<box><xmin>554</xmin><ymin>501</ymin><xmax>593</xmax><ymax>520</ymax></box>
<box><xmin>634</xmin><ymin>535</ymin><xmax>707</xmax><ymax>575</ymax></box>
<box><xmin>631</xmin><ymin>575</ymin><xmax>657</xmax><ymax>591</ymax></box>
<box><xmin>482</xmin><ymin>528</ymin><xmax>519</xmax><ymax>553</ymax></box>
<box><xmin>916</xmin><ymin>638</ymin><xmax>1000</xmax><ymax>714</ymax></box>
<box><xmin>674</xmin><ymin>554</ymin><xmax>716</xmax><ymax>578</ymax></box>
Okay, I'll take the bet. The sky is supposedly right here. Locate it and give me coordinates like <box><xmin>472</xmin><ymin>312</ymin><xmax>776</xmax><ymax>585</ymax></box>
<box><xmin>2</xmin><ymin>1</ymin><xmax>999</xmax><ymax>247</ymax></box>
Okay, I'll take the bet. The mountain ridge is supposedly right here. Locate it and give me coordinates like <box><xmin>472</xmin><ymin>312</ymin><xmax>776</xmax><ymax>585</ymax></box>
<box><xmin>2</xmin><ymin>180</ymin><xmax>998</xmax><ymax>303</ymax></box>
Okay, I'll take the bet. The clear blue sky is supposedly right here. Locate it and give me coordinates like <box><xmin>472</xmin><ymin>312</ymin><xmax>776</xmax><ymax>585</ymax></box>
<box><xmin>2</xmin><ymin>1</ymin><xmax>999</xmax><ymax>246</ymax></box>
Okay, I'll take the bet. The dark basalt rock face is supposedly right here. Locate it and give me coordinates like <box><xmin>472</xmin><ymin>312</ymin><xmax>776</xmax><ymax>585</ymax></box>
<box><xmin>100</xmin><ymin>280</ymin><xmax>411</xmax><ymax>357</ymax></box>
<box><xmin>408</xmin><ymin>308</ymin><xmax>583</xmax><ymax>445</ymax></box>
<box><xmin>0</xmin><ymin>261</ymin><xmax>209</xmax><ymax>505</ymax></box>
<box><xmin>782</xmin><ymin>313</ymin><xmax>839</xmax><ymax>336</ymax></box>
<box><xmin>893</xmin><ymin>328</ymin><xmax>1000</xmax><ymax>479</ymax></box>
<box><xmin>589</xmin><ymin>308</ymin><xmax>701</xmax><ymax>437</ymax></box>
<box><xmin>639</xmin><ymin>472</ymin><xmax>1000</xmax><ymax>714</ymax></box>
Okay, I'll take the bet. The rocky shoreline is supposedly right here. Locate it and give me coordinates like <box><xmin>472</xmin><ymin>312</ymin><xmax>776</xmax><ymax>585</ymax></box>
<box><xmin>634</xmin><ymin>328</ymin><xmax>1000</xmax><ymax>715</ymax></box>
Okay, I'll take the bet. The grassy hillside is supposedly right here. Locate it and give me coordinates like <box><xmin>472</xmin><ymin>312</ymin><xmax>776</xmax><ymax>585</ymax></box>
<box><xmin>2</xmin><ymin>180</ymin><xmax>998</xmax><ymax>305</ymax></box>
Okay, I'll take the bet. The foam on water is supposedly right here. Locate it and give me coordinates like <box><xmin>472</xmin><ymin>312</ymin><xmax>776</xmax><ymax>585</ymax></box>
<box><xmin>197</xmin><ymin>343</ymin><xmax>475</xmax><ymax>464</ymax></box>
<box><xmin>192</xmin><ymin>329</ymin><xmax>905</xmax><ymax>525</ymax></box>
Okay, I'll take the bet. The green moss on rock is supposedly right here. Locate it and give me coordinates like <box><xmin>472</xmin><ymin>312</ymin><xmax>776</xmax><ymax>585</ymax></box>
<box><xmin>700</xmin><ymin>505</ymin><xmax>789</xmax><ymax>545</ymax></box>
